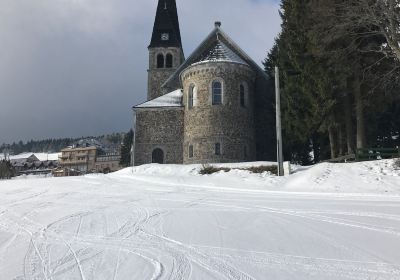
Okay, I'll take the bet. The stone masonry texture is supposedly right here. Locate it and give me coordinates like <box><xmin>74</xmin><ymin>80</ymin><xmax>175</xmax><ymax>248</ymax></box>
<box><xmin>147</xmin><ymin>47</ymin><xmax>184</xmax><ymax>100</ymax></box>
<box><xmin>134</xmin><ymin>108</ymin><xmax>184</xmax><ymax>165</ymax></box>
<box><xmin>181</xmin><ymin>62</ymin><xmax>257</xmax><ymax>164</ymax></box>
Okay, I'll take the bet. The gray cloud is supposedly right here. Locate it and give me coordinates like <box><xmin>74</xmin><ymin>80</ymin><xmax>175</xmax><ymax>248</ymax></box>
<box><xmin>0</xmin><ymin>0</ymin><xmax>281</xmax><ymax>144</ymax></box>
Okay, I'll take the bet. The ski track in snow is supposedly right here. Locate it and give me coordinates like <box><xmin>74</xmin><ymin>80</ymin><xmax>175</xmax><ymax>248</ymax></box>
<box><xmin>0</xmin><ymin>161</ymin><xmax>400</xmax><ymax>279</ymax></box>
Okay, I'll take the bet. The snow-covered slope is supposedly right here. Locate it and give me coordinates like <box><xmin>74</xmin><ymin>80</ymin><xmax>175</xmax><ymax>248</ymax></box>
<box><xmin>282</xmin><ymin>160</ymin><xmax>400</xmax><ymax>194</ymax></box>
<box><xmin>0</xmin><ymin>160</ymin><xmax>399</xmax><ymax>279</ymax></box>
<box><xmin>115</xmin><ymin>160</ymin><xmax>400</xmax><ymax>194</ymax></box>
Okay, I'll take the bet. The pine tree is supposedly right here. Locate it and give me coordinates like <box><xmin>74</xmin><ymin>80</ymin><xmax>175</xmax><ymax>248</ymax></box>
<box><xmin>120</xmin><ymin>130</ymin><xmax>134</xmax><ymax>167</ymax></box>
<box><xmin>264</xmin><ymin>0</ymin><xmax>338</xmax><ymax>163</ymax></box>
<box><xmin>312</xmin><ymin>0</ymin><xmax>399</xmax><ymax>151</ymax></box>
<box><xmin>0</xmin><ymin>160</ymin><xmax>15</xmax><ymax>180</ymax></box>
<box><xmin>265</xmin><ymin>0</ymin><xmax>400</xmax><ymax>163</ymax></box>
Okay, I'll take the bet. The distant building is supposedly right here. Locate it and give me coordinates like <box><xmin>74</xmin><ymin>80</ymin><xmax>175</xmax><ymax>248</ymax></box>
<box><xmin>58</xmin><ymin>141</ymin><xmax>122</xmax><ymax>176</ymax></box>
<box><xmin>10</xmin><ymin>154</ymin><xmax>58</xmax><ymax>175</ymax></box>
<box><xmin>74</xmin><ymin>138</ymin><xmax>104</xmax><ymax>149</ymax></box>
<box><xmin>59</xmin><ymin>146</ymin><xmax>98</xmax><ymax>174</ymax></box>
<box><xmin>95</xmin><ymin>153</ymin><xmax>121</xmax><ymax>173</ymax></box>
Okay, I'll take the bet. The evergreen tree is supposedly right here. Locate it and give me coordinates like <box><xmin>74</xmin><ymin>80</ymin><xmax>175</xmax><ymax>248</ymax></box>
<box><xmin>120</xmin><ymin>130</ymin><xmax>134</xmax><ymax>167</ymax></box>
<box><xmin>0</xmin><ymin>160</ymin><xmax>15</xmax><ymax>180</ymax></box>
<box><xmin>265</xmin><ymin>0</ymin><xmax>337</xmax><ymax>163</ymax></box>
<box><xmin>0</xmin><ymin>133</ymin><xmax>126</xmax><ymax>155</ymax></box>
<box><xmin>264</xmin><ymin>0</ymin><xmax>400</xmax><ymax>163</ymax></box>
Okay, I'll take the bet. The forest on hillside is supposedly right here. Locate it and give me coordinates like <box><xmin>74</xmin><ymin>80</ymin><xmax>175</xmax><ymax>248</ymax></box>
<box><xmin>0</xmin><ymin>132</ymin><xmax>125</xmax><ymax>155</ymax></box>
<box><xmin>265</xmin><ymin>0</ymin><xmax>400</xmax><ymax>164</ymax></box>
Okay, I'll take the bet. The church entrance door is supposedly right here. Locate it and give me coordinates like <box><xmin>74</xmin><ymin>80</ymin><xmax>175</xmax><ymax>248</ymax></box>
<box><xmin>152</xmin><ymin>148</ymin><xmax>164</xmax><ymax>164</ymax></box>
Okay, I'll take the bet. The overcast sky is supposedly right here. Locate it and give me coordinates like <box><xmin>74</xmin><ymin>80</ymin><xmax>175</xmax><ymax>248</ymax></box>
<box><xmin>0</xmin><ymin>0</ymin><xmax>281</xmax><ymax>144</ymax></box>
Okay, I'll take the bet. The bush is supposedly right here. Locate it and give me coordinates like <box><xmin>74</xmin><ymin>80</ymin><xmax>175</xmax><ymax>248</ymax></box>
<box><xmin>199</xmin><ymin>164</ymin><xmax>278</xmax><ymax>175</ymax></box>
<box><xmin>394</xmin><ymin>158</ymin><xmax>400</xmax><ymax>169</ymax></box>
<box><xmin>245</xmin><ymin>165</ymin><xmax>278</xmax><ymax>175</ymax></box>
<box><xmin>199</xmin><ymin>164</ymin><xmax>230</xmax><ymax>175</ymax></box>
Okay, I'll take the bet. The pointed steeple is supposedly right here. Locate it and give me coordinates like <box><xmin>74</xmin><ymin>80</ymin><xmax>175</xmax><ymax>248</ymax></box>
<box><xmin>149</xmin><ymin>0</ymin><xmax>182</xmax><ymax>48</ymax></box>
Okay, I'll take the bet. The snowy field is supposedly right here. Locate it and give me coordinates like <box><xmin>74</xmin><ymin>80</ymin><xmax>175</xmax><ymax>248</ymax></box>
<box><xmin>0</xmin><ymin>160</ymin><xmax>400</xmax><ymax>279</ymax></box>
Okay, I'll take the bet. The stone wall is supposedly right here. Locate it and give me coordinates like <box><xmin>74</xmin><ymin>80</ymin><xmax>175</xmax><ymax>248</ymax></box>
<box><xmin>181</xmin><ymin>62</ymin><xmax>257</xmax><ymax>164</ymax></box>
<box><xmin>134</xmin><ymin>108</ymin><xmax>184</xmax><ymax>165</ymax></box>
<box><xmin>147</xmin><ymin>47</ymin><xmax>184</xmax><ymax>100</ymax></box>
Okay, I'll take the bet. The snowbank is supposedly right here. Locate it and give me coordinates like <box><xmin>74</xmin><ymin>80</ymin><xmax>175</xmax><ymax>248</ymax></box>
<box><xmin>110</xmin><ymin>159</ymin><xmax>400</xmax><ymax>195</ymax></box>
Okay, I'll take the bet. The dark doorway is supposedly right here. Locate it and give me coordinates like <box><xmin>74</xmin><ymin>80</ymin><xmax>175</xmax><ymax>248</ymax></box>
<box><xmin>152</xmin><ymin>148</ymin><xmax>164</xmax><ymax>164</ymax></box>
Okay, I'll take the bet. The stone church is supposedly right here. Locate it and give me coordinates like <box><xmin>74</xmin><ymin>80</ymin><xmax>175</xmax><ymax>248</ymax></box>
<box><xmin>132</xmin><ymin>0</ymin><xmax>275</xmax><ymax>165</ymax></box>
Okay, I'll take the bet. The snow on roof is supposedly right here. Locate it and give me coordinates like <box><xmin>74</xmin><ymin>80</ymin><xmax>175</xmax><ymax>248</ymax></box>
<box><xmin>0</xmin><ymin>153</ymin><xmax>60</xmax><ymax>161</ymax></box>
<box><xmin>191</xmin><ymin>40</ymin><xmax>249</xmax><ymax>66</ymax></box>
<box><xmin>161</xmin><ymin>26</ymin><xmax>269</xmax><ymax>89</ymax></box>
<box><xmin>134</xmin><ymin>89</ymin><xmax>183</xmax><ymax>109</ymax></box>
<box><xmin>74</xmin><ymin>138</ymin><xmax>103</xmax><ymax>149</ymax></box>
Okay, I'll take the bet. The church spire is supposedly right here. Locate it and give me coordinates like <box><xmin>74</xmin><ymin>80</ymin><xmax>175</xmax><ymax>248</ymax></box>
<box><xmin>149</xmin><ymin>0</ymin><xmax>182</xmax><ymax>48</ymax></box>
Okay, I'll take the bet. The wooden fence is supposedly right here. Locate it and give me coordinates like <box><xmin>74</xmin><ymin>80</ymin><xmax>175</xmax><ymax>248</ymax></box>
<box><xmin>326</xmin><ymin>147</ymin><xmax>399</xmax><ymax>163</ymax></box>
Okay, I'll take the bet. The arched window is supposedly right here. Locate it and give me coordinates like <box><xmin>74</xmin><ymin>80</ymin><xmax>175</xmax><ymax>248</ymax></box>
<box><xmin>240</xmin><ymin>84</ymin><xmax>246</xmax><ymax>108</ymax></box>
<box><xmin>152</xmin><ymin>148</ymin><xmax>164</xmax><ymax>164</ymax></box>
<box><xmin>166</xmin><ymin>54</ymin><xmax>173</xmax><ymax>68</ymax></box>
<box><xmin>212</xmin><ymin>81</ymin><xmax>222</xmax><ymax>105</ymax></box>
<box><xmin>189</xmin><ymin>145</ymin><xmax>194</xmax><ymax>158</ymax></box>
<box><xmin>215</xmin><ymin>143</ymin><xmax>221</xmax><ymax>156</ymax></box>
<box><xmin>188</xmin><ymin>84</ymin><xmax>195</xmax><ymax>109</ymax></box>
<box><xmin>157</xmin><ymin>54</ymin><xmax>164</xmax><ymax>68</ymax></box>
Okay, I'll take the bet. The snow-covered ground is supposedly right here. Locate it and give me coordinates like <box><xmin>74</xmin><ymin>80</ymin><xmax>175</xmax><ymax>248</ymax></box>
<box><xmin>0</xmin><ymin>160</ymin><xmax>399</xmax><ymax>279</ymax></box>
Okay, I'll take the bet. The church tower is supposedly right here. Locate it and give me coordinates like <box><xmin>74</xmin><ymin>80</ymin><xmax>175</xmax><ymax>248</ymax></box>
<box><xmin>147</xmin><ymin>0</ymin><xmax>184</xmax><ymax>100</ymax></box>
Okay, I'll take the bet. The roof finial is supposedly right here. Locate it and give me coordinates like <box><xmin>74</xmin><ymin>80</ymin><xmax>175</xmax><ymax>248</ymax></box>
<box><xmin>164</xmin><ymin>1</ymin><xmax>167</xmax><ymax>10</ymax></box>
<box><xmin>215</xmin><ymin>21</ymin><xmax>222</xmax><ymax>28</ymax></box>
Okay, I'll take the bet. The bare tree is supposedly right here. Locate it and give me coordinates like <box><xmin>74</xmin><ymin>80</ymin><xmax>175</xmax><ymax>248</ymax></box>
<box><xmin>2</xmin><ymin>147</ymin><xmax>10</xmax><ymax>161</ymax></box>
<box><xmin>312</xmin><ymin>0</ymin><xmax>400</xmax><ymax>149</ymax></box>
<box><xmin>332</xmin><ymin>0</ymin><xmax>400</xmax><ymax>62</ymax></box>
<box><xmin>374</xmin><ymin>0</ymin><xmax>400</xmax><ymax>61</ymax></box>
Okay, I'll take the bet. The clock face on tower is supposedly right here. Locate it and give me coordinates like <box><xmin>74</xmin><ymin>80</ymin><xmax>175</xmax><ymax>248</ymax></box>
<box><xmin>161</xmin><ymin>33</ymin><xmax>169</xmax><ymax>41</ymax></box>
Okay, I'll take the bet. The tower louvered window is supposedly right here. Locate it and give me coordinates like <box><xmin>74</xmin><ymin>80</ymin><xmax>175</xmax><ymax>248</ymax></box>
<box><xmin>157</xmin><ymin>54</ymin><xmax>164</xmax><ymax>68</ymax></box>
<box><xmin>166</xmin><ymin>54</ymin><xmax>173</xmax><ymax>68</ymax></box>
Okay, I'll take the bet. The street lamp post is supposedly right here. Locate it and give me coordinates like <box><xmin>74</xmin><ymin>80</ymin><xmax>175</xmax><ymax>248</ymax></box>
<box><xmin>275</xmin><ymin>66</ymin><xmax>284</xmax><ymax>176</ymax></box>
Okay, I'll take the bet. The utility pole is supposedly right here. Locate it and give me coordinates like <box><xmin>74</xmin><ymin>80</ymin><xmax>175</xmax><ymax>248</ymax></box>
<box><xmin>130</xmin><ymin>144</ymin><xmax>134</xmax><ymax>167</ymax></box>
<box><xmin>131</xmin><ymin>109</ymin><xmax>137</xmax><ymax>169</ymax></box>
<box><xmin>275</xmin><ymin>66</ymin><xmax>284</xmax><ymax>176</ymax></box>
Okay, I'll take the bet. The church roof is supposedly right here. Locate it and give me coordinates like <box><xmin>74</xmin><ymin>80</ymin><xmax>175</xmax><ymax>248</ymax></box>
<box><xmin>149</xmin><ymin>0</ymin><xmax>182</xmax><ymax>48</ymax></box>
<box><xmin>161</xmin><ymin>23</ymin><xmax>269</xmax><ymax>89</ymax></box>
<box><xmin>191</xmin><ymin>40</ymin><xmax>249</xmax><ymax>66</ymax></box>
<box><xmin>134</xmin><ymin>89</ymin><xmax>183</xmax><ymax>109</ymax></box>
